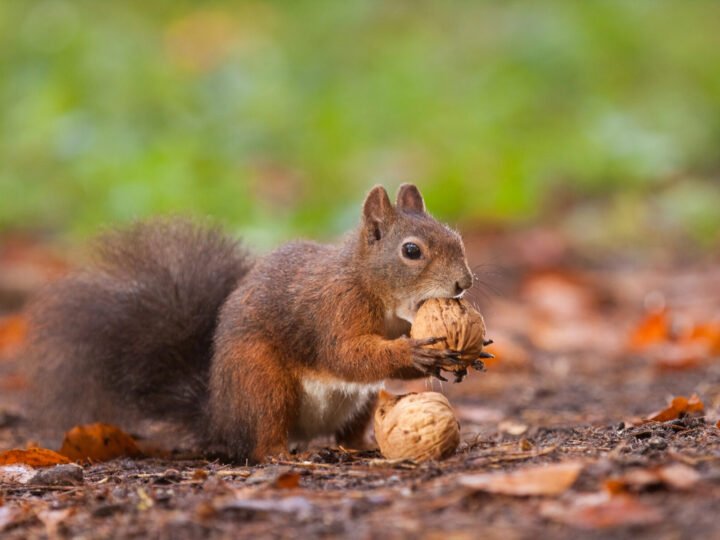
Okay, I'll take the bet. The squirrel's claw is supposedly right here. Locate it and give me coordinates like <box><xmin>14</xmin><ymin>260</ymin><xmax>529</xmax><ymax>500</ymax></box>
<box><xmin>415</xmin><ymin>336</ymin><xmax>447</xmax><ymax>347</ymax></box>
<box><xmin>453</xmin><ymin>367</ymin><xmax>468</xmax><ymax>383</ymax></box>
<box><xmin>483</xmin><ymin>339</ymin><xmax>494</xmax><ymax>346</ymax></box>
<box><xmin>430</xmin><ymin>367</ymin><xmax>449</xmax><ymax>382</ymax></box>
<box><xmin>409</xmin><ymin>340</ymin><xmax>464</xmax><ymax>377</ymax></box>
<box><xmin>478</xmin><ymin>351</ymin><xmax>494</xmax><ymax>359</ymax></box>
<box><xmin>471</xmin><ymin>359</ymin><xmax>486</xmax><ymax>372</ymax></box>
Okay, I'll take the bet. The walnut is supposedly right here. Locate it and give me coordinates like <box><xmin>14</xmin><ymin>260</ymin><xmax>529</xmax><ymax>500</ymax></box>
<box><xmin>410</xmin><ymin>298</ymin><xmax>489</xmax><ymax>377</ymax></box>
<box><xmin>374</xmin><ymin>390</ymin><xmax>460</xmax><ymax>462</ymax></box>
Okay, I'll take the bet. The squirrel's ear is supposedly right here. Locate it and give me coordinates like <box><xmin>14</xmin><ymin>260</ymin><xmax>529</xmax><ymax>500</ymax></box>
<box><xmin>396</xmin><ymin>183</ymin><xmax>426</xmax><ymax>214</ymax></box>
<box><xmin>362</xmin><ymin>186</ymin><xmax>395</xmax><ymax>243</ymax></box>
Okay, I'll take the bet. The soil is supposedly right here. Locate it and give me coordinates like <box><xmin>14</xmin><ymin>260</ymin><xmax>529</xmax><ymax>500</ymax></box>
<box><xmin>1</xmin><ymin>228</ymin><xmax>719</xmax><ymax>539</ymax></box>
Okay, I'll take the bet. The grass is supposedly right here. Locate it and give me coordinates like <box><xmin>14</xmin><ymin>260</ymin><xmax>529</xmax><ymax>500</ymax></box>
<box><xmin>1</xmin><ymin>0</ymin><xmax>719</xmax><ymax>245</ymax></box>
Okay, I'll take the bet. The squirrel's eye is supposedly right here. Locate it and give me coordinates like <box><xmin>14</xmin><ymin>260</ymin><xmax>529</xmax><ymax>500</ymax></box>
<box><xmin>401</xmin><ymin>242</ymin><xmax>422</xmax><ymax>260</ymax></box>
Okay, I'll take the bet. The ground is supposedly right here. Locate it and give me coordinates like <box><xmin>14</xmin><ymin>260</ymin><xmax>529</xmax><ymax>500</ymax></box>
<box><xmin>0</xmin><ymin>228</ymin><xmax>719</xmax><ymax>539</ymax></box>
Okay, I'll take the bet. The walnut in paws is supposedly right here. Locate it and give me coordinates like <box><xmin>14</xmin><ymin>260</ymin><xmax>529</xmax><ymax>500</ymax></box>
<box><xmin>410</xmin><ymin>297</ymin><xmax>492</xmax><ymax>380</ymax></box>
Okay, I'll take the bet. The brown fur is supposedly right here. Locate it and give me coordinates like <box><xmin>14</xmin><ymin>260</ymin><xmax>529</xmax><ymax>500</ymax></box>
<box><xmin>26</xmin><ymin>185</ymin><xmax>473</xmax><ymax>462</ymax></box>
<box><xmin>25</xmin><ymin>218</ymin><xmax>252</xmax><ymax>446</ymax></box>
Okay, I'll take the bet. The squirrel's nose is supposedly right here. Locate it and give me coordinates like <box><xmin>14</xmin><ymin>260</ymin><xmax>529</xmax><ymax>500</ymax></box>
<box><xmin>454</xmin><ymin>271</ymin><xmax>473</xmax><ymax>296</ymax></box>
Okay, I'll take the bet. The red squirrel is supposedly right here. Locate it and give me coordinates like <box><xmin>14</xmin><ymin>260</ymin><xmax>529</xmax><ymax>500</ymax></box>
<box><xmin>26</xmin><ymin>184</ymin><xmax>475</xmax><ymax>462</ymax></box>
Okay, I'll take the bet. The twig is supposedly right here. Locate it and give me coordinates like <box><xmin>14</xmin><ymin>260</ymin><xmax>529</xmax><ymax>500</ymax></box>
<box><xmin>469</xmin><ymin>445</ymin><xmax>558</xmax><ymax>465</ymax></box>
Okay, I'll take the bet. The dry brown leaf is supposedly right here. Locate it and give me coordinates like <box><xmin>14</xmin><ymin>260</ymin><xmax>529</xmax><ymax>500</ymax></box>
<box><xmin>656</xmin><ymin>463</ymin><xmax>701</xmax><ymax>490</ymax></box>
<box><xmin>59</xmin><ymin>423</ymin><xmax>143</xmax><ymax>462</ymax></box>
<box><xmin>458</xmin><ymin>461</ymin><xmax>583</xmax><ymax>496</ymax></box>
<box><xmin>629</xmin><ymin>309</ymin><xmax>720</xmax><ymax>368</ymax></box>
<box><xmin>521</xmin><ymin>271</ymin><xmax>597</xmax><ymax>320</ymax></box>
<box><xmin>0</xmin><ymin>314</ymin><xmax>27</xmax><ymax>358</ymax></box>
<box><xmin>646</xmin><ymin>342</ymin><xmax>708</xmax><ymax>370</ymax></box>
<box><xmin>481</xmin><ymin>331</ymin><xmax>529</xmax><ymax>370</ymax></box>
<box><xmin>541</xmin><ymin>492</ymin><xmax>662</xmax><ymax>529</ymax></box>
<box><xmin>272</xmin><ymin>471</ymin><xmax>301</xmax><ymax>489</ymax></box>
<box><xmin>628</xmin><ymin>309</ymin><xmax>669</xmax><ymax>351</ymax></box>
<box><xmin>646</xmin><ymin>394</ymin><xmax>704</xmax><ymax>423</ymax></box>
<box><xmin>530</xmin><ymin>316</ymin><xmax>618</xmax><ymax>353</ymax></box>
<box><xmin>604</xmin><ymin>463</ymin><xmax>700</xmax><ymax>493</ymax></box>
<box><xmin>0</xmin><ymin>447</ymin><xmax>70</xmax><ymax>467</ymax></box>
<box><xmin>687</xmin><ymin>322</ymin><xmax>720</xmax><ymax>354</ymax></box>
<box><xmin>498</xmin><ymin>420</ymin><xmax>529</xmax><ymax>436</ymax></box>
<box><xmin>455</xmin><ymin>405</ymin><xmax>504</xmax><ymax>425</ymax></box>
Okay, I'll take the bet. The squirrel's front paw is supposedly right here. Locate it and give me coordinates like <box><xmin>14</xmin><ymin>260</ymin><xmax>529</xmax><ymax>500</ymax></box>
<box><xmin>408</xmin><ymin>337</ymin><xmax>464</xmax><ymax>382</ymax></box>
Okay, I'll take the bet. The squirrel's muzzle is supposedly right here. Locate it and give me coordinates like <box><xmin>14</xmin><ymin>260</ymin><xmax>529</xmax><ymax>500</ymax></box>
<box><xmin>454</xmin><ymin>268</ymin><xmax>473</xmax><ymax>296</ymax></box>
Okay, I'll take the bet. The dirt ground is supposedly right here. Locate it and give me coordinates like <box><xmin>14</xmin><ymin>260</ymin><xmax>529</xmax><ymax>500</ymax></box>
<box><xmin>1</xmin><ymin>227</ymin><xmax>719</xmax><ymax>539</ymax></box>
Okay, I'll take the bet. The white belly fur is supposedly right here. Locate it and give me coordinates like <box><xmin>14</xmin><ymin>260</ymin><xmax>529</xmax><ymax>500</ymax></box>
<box><xmin>291</xmin><ymin>377</ymin><xmax>384</xmax><ymax>442</ymax></box>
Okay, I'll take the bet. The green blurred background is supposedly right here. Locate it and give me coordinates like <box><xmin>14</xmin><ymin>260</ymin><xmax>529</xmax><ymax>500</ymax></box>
<box><xmin>1</xmin><ymin>0</ymin><xmax>719</xmax><ymax>247</ymax></box>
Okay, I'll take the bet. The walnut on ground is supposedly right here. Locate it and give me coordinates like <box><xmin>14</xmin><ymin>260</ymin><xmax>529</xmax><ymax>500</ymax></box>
<box><xmin>374</xmin><ymin>390</ymin><xmax>460</xmax><ymax>462</ymax></box>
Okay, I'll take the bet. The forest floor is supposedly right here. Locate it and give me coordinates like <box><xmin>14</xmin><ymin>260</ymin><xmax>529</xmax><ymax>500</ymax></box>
<box><xmin>1</xmin><ymin>226</ymin><xmax>719</xmax><ymax>539</ymax></box>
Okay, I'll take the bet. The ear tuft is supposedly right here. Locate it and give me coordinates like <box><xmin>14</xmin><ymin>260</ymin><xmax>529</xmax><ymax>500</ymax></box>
<box><xmin>362</xmin><ymin>186</ymin><xmax>395</xmax><ymax>243</ymax></box>
<box><xmin>396</xmin><ymin>183</ymin><xmax>426</xmax><ymax>214</ymax></box>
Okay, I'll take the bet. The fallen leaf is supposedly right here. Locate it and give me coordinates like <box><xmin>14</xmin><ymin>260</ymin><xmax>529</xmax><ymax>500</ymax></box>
<box><xmin>656</xmin><ymin>463</ymin><xmax>701</xmax><ymax>490</ymax></box>
<box><xmin>629</xmin><ymin>309</ymin><xmax>720</xmax><ymax>368</ymax></box>
<box><xmin>498</xmin><ymin>420</ymin><xmax>529</xmax><ymax>436</ymax></box>
<box><xmin>455</xmin><ymin>405</ymin><xmax>504</xmax><ymax>425</ymax></box>
<box><xmin>646</xmin><ymin>394</ymin><xmax>704</xmax><ymax>423</ymax></box>
<box><xmin>192</xmin><ymin>469</ymin><xmax>209</xmax><ymax>481</ymax></box>
<box><xmin>479</xmin><ymin>331</ymin><xmax>529</xmax><ymax>369</ymax></box>
<box><xmin>629</xmin><ymin>309</ymin><xmax>669</xmax><ymax>351</ymax></box>
<box><xmin>604</xmin><ymin>463</ymin><xmax>700</xmax><ymax>493</ymax></box>
<box><xmin>0</xmin><ymin>314</ymin><xmax>27</xmax><ymax>358</ymax></box>
<box><xmin>530</xmin><ymin>316</ymin><xmax>619</xmax><ymax>353</ymax></box>
<box><xmin>646</xmin><ymin>342</ymin><xmax>708</xmax><ymax>370</ymax></box>
<box><xmin>0</xmin><ymin>447</ymin><xmax>70</xmax><ymax>467</ymax></box>
<box><xmin>272</xmin><ymin>471</ymin><xmax>301</xmax><ymax>489</ymax></box>
<box><xmin>541</xmin><ymin>492</ymin><xmax>662</xmax><ymax>529</ymax></box>
<box><xmin>59</xmin><ymin>423</ymin><xmax>143</xmax><ymax>462</ymax></box>
<box><xmin>458</xmin><ymin>461</ymin><xmax>583</xmax><ymax>496</ymax></box>
<box><xmin>521</xmin><ymin>271</ymin><xmax>598</xmax><ymax>320</ymax></box>
<box><xmin>686</xmin><ymin>322</ymin><xmax>720</xmax><ymax>354</ymax></box>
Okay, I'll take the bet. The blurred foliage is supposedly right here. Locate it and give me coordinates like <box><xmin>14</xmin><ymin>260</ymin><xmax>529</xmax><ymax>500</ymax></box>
<box><xmin>1</xmin><ymin>0</ymin><xmax>719</xmax><ymax>245</ymax></box>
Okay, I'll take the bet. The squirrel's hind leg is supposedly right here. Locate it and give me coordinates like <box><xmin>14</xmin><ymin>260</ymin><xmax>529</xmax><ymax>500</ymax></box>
<box><xmin>209</xmin><ymin>339</ymin><xmax>299</xmax><ymax>463</ymax></box>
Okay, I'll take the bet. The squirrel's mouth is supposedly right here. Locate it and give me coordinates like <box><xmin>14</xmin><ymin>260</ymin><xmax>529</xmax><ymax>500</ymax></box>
<box><xmin>416</xmin><ymin>289</ymin><xmax>464</xmax><ymax>309</ymax></box>
<box><xmin>398</xmin><ymin>290</ymin><xmax>463</xmax><ymax>324</ymax></box>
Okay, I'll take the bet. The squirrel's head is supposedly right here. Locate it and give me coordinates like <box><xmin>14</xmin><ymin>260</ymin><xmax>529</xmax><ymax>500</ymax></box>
<box><xmin>359</xmin><ymin>184</ymin><xmax>473</xmax><ymax>323</ymax></box>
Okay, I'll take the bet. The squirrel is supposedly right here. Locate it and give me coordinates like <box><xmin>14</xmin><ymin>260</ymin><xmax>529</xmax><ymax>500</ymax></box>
<box><xmin>26</xmin><ymin>184</ymin><xmax>475</xmax><ymax>463</ymax></box>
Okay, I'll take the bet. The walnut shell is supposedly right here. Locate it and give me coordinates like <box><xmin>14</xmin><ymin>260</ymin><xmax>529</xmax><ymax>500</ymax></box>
<box><xmin>410</xmin><ymin>298</ymin><xmax>486</xmax><ymax>369</ymax></box>
<box><xmin>374</xmin><ymin>391</ymin><xmax>460</xmax><ymax>462</ymax></box>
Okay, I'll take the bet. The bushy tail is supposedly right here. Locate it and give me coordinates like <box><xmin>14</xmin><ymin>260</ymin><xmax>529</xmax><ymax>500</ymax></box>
<box><xmin>26</xmin><ymin>218</ymin><xmax>252</xmax><ymax>443</ymax></box>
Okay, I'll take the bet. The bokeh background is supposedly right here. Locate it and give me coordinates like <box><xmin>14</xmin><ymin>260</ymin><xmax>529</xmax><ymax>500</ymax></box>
<box><xmin>1</xmin><ymin>0</ymin><xmax>719</xmax><ymax>248</ymax></box>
